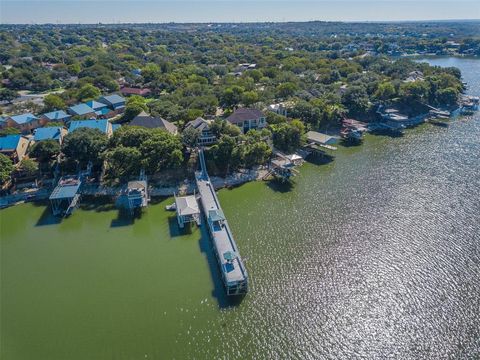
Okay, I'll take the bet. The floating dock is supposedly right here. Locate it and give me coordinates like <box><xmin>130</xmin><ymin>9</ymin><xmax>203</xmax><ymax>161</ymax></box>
<box><xmin>195</xmin><ymin>149</ymin><xmax>248</xmax><ymax>296</ymax></box>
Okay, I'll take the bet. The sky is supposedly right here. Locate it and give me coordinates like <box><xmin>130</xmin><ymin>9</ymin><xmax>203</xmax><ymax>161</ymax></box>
<box><xmin>1</xmin><ymin>0</ymin><xmax>479</xmax><ymax>24</ymax></box>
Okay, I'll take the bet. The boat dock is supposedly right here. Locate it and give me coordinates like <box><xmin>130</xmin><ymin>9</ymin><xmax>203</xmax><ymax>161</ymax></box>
<box><xmin>195</xmin><ymin>149</ymin><xmax>248</xmax><ymax>296</ymax></box>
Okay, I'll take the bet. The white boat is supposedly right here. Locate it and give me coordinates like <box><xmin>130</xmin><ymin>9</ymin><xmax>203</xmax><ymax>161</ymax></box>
<box><xmin>165</xmin><ymin>203</ymin><xmax>176</xmax><ymax>211</ymax></box>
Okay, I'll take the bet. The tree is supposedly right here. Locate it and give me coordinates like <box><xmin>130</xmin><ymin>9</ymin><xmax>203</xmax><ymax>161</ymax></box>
<box><xmin>0</xmin><ymin>127</ymin><xmax>21</xmax><ymax>136</ymax></box>
<box><xmin>272</xmin><ymin>122</ymin><xmax>303</xmax><ymax>153</ymax></box>
<box><xmin>29</xmin><ymin>140</ymin><xmax>61</xmax><ymax>162</ymax></box>
<box><xmin>0</xmin><ymin>154</ymin><xmax>14</xmax><ymax>185</ymax></box>
<box><xmin>62</xmin><ymin>128</ymin><xmax>108</xmax><ymax>165</ymax></box>
<box><xmin>241</xmin><ymin>91</ymin><xmax>259</xmax><ymax>106</ymax></box>
<box><xmin>435</xmin><ymin>87</ymin><xmax>459</xmax><ymax>106</ymax></box>
<box><xmin>182</xmin><ymin>126</ymin><xmax>200</xmax><ymax>147</ymax></box>
<box><xmin>400</xmin><ymin>81</ymin><xmax>429</xmax><ymax>104</ymax></box>
<box><xmin>15</xmin><ymin>159</ymin><xmax>38</xmax><ymax>178</ymax></box>
<box><xmin>276</xmin><ymin>82</ymin><xmax>298</xmax><ymax>98</ymax></box>
<box><xmin>0</xmin><ymin>88</ymin><xmax>18</xmax><ymax>104</ymax></box>
<box><xmin>139</xmin><ymin>129</ymin><xmax>184</xmax><ymax>173</ymax></box>
<box><xmin>76</xmin><ymin>84</ymin><xmax>101</xmax><ymax>102</ymax></box>
<box><xmin>342</xmin><ymin>86</ymin><xmax>370</xmax><ymax>115</ymax></box>
<box><xmin>105</xmin><ymin>146</ymin><xmax>142</xmax><ymax>178</ymax></box>
<box><xmin>43</xmin><ymin>94</ymin><xmax>66</xmax><ymax>112</ymax></box>
<box><xmin>374</xmin><ymin>81</ymin><xmax>396</xmax><ymax>101</ymax></box>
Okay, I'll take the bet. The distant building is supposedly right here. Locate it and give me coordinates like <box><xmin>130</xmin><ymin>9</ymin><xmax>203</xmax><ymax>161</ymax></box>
<box><xmin>69</xmin><ymin>119</ymin><xmax>113</xmax><ymax>137</ymax></box>
<box><xmin>4</xmin><ymin>113</ymin><xmax>41</xmax><ymax>132</ymax></box>
<box><xmin>33</xmin><ymin>126</ymin><xmax>67</xmax><ymax>144</ymax></box>
<box><xmin>120</xmin><ymin>87</ymin><xmax>152</xmax><ymax>97</ymax></box>
<box><xmin>129</xmin><ymin>111</ymin><xmax>178</xmax><ymax>135</ymax></box>
<box><xmin>184</xmin><ymin>117</ymin><xmax>217</xmax><ymax>146</ymax></box>
<box><xmin>267</xmin><ymin>103</ymin><xmax>289</xmax><ymax>117</ymax></box>
<box><xmin>226</xmin><ymin>108</ymin><xmax>266</xmax><ymax>133</ymax></box>
<box><xmin>98</xmin><ymin>94</ymin><xmax>126</xmax><ymax>111</ymax></box>
<box><xmin>0</xmin><ymin>134</ymin><xmax>30</xmax><ymax>163</ymax></box>
<box><xmin>40</xmin><ymin>110</ymin><xmax>72</xmax><ymax>124</ymax></box>
<box><xmin>68</xmin><ymin>104</ymin><xmax>96</xmax><ymax>119</ymax></box>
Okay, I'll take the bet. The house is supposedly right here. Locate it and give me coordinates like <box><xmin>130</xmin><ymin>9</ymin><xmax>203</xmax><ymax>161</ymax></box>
<box><xmin>69</xmin><ymin>119</ymin><xmax>113</xmax><ymax>137</ymax></box>
<box><xmin>98</xmin><ymin>94</ymin><xmax>126</xmax><ymax>111</ymax></box>
<box><xmin>85</xmin><ymin>100</ymin><xmax>108</xmax><ymax>112</ymax></box>
<box><xmin>0</xmin><ymin>117</ymin><xmax>5</xmax><ymax>129</ymax></box>
<box><xmin>129</xmin><ymin>111</ymin><xmax>178</xmax><ymax>135</ymax></box>
<box><xmin>268</xmin><ymin>103</ymin><xmax>288</xmax><ymax>117</ymax></box>
<box><xmin>184</xmin><ymin>117</ymin><xmax>217</xmax><ymax>146</ymax></box>
<box><xmin>226</xmin><ymin>108</ymin><xmax>266</xmax><ymax>133</ymax></box>
<box><xmin>67</xmin><ymin>104</ymin><xmax>96</xmax><ymax>119</ymax></box>
<box><xmin>40</xmin><ymin>110</ymin><xmax>72</xmax><ymax>124</ymax></box>
<box><xmin>120</xmin><ymin>87</ymin><xmax>151</xmax><ymax>97</ymax></box>
<box><xmin>0</xmin><ymin>134</ymin><xmax>30</xmax><ymax>163</ymax></box>
<box><xmin>33</xmin><ymin>126</ymin><xmax>67</xmax><ymax>144</ymax></box>
<box><xmin>85</xmin><ymin>101</ymin><xmax>116</xmax><ymax>119</ymax></box>
<box><xmin>4</xmin><ymin>113</ymin><xmax>41</xmax><ymax>132</ymax></box>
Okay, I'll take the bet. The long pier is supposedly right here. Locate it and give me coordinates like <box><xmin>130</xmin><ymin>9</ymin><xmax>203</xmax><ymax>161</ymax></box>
<box><xmin>195</xmin><ymin>149</ymin><xmax>248</xmax><ymax>296</ymax></box>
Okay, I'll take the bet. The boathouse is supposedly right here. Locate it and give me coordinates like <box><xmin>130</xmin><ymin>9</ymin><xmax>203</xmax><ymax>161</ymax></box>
<box><xmin>49</xmin><ymin>176</ymin><xmax>82</xmax><ymax>216</ymax></box>
<box><xmin>174</xmin><ymin>194</ymin><xmax>200</xmax><ymax>228</ymax></box>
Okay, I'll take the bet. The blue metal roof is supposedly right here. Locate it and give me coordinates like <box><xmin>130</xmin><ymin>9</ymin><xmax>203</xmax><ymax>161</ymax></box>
<box><xmin>69</xmin><ymin>119</ymin><xmax>110</xmax><ymax>134</ymax></box>
<box><xmin>0</xmin><ymin>134</ymin><xmax>21</xmax><ymax>151</ymax></box>
<box><xmin>95</xmin><ymin>108</ymin><xmax>111</xmax><ymax>116</ymax></box>
<box><xmin>9</xmin><ymin>113</ymin><xmax>38</xmax><ymax>124</ymax></box>
<box><xmin>100</xmin><ymin>94</ymin><xmax>125</xmax><ymax>105</ymax></box>
<box><xmin>42</xmin><ymin>110</ymin><xmax>71</xmax><ymax>121</ymax></box>
<box><xmin>86</xmin><ymin>100</ymin><xmax>108</xmax><ymax>111</ymax></box>
<box><xmin>69</xmin><ymin>103</ymin><xmax>95</xmax><ymax>116</ymax></box>
<box><xmin>34</xmin><ymin>127</ymin><xmax>63</xmax><ymax>141</ymax></box>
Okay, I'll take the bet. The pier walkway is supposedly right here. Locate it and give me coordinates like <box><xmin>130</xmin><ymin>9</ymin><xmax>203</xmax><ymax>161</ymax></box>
<box><xmin>196</xmin><ymin>149</ymin><xmax>248</xmax><ymax>296</ymax></box>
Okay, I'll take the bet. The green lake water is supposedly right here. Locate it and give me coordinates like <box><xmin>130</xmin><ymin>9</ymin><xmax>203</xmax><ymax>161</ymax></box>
<box><xmin>1</xmin><ymin>57</ymin><xmax>480</xmax><ymax>359</ymax></box>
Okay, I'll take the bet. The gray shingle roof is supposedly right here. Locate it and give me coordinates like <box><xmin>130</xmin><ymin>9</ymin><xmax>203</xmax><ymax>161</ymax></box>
<box><xmin>226</xmin><ymin>108</ymin><xmax>264</xmax><ymax>124</ymax></box>
<box><xmin>129</xmin><ymin>111</ymin><xmax>177</xmax><ymax>134</ymax></box>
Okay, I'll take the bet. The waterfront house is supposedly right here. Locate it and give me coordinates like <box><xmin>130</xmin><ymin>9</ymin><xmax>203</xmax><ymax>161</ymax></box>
<box><xmin>0</xmin><ymin>134</ymin><xmax>30</xmax><ymax>163</ymax></box>
<box><xmin>98</xmin><ymin>94</ymin><xmax>126</xmax><ymax>111</ymax></box>
<box><xmin>226</xmin><ymin>108</ymin><xmax>266</xmax><ymax>133</ymax></box>
<box><xmin>40</xmin><ymin>110</ymin><xmax>72</xmax><ymax>125</ymax></box>
<box><xmin>184</xmin><ymin>117</ymin><xmax>217</xmax><ymax>146</ymax></box>
<box><xmin>69</xmin><ymin>119</ymin><xmax>113</xmax><ymax>137</ymax></box>
<box><xmin>4</xmin><ymin>113</ymin><xmax>41</xmax><ymax>132</ymax></box>
<box><xmin>33</xmin><ymin>126</ymin><xmax>67</xmax><ymax>144</ymax></box>
<box><xmin>67</xmin><ymin>104</ymin><xmax>96</xmax><ymax>119</ymax></box>
<box><xmin>129</xmin><ymin>111</ymin><xmax>178</xmax><ymax>135</ymax></box>
<box><xmin>120</xmin><ymin>87</ymin><xmax>152</xmax><ymax>97</ymax></box>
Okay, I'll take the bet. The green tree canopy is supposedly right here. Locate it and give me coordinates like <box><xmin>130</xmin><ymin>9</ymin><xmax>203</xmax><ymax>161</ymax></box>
<box><xmin>0</xmin><ymin>153</ymin><xmax>14</xmax><ymax>185</ymax></box>
<box><xmin>62</xmin><ymin>128</ymin><xmax>108</xmax><ymax>165</ymax></box>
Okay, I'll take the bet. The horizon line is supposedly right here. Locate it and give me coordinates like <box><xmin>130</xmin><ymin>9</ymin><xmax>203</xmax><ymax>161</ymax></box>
<box><xmin>2</xmin><ymin>19</ymin><xmax>480</xmax><ymax>25</ymax></box>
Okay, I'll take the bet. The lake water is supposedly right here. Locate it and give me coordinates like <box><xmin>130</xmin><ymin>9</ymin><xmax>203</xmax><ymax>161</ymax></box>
<box><xmin>1</xmin><ymin>57</ymin><xmax>479</xmax><ymax>359</ymax></box>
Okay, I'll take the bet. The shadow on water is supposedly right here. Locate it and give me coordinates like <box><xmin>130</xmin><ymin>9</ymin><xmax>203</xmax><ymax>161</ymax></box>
<box><xmin>197</xmin><ymin>221</ymin><xmax>245</xmax><ymax>309</ymax></box>
<box><xmin>168</xmin><ymin>215</ymin><xmax>195</xmax><ymax>237</ymax></box>
<box><xmin>110</xmin><ymin>209</ymin><xmax>138</xmax><ymax>227</ymax></box>
<box><xmin>340</xmin><ymin>140</ymin><xmax>363</xmax><ymax>148</ymax></box>
<box><xmin>34</xmin><ymin>201</ymin><xmax>62</xmax><ymax>226</ymax></box>
<box><xmin>369</xmin><ymin>129</ymin><xmax>404</xmax><ymax>138</ymax></box>
<box><xmin>305</xmin><ymin>153</ymin><xmax>335</xmax><ymax>166</ymax></box>
<box><xmin>266</xmin><ymin>178</ymin><xmax>295</xmax><ymax>193</ymax></box>
<box><xmin>429</xmin><ymin>120</ymin><xmax>449</xmax><ymax>128</ymax></box>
